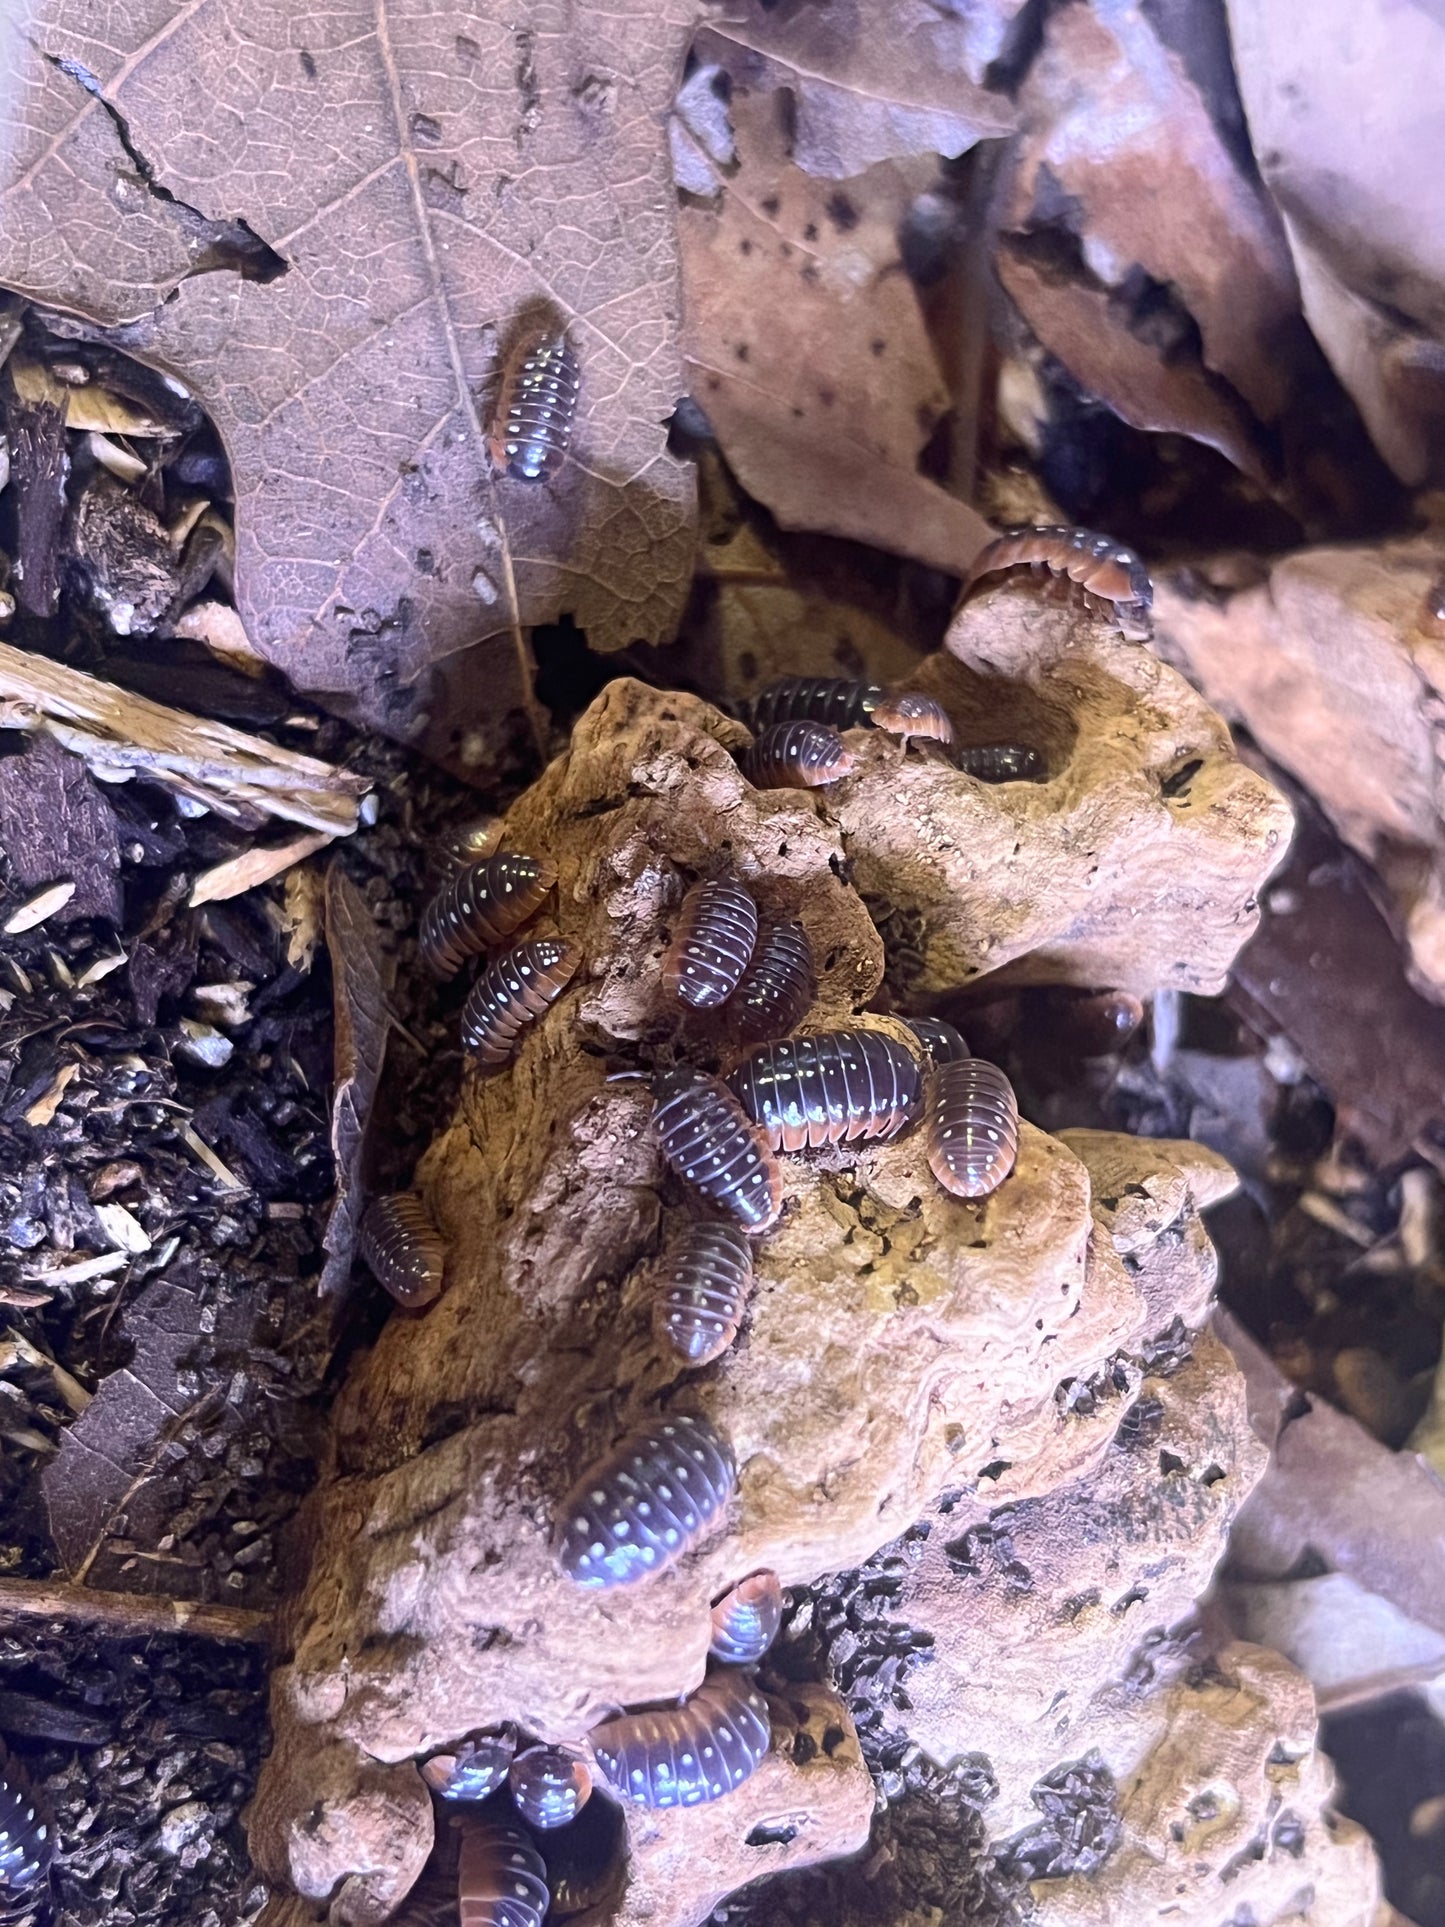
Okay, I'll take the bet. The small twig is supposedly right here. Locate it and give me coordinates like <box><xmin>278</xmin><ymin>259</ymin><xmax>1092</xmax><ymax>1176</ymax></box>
<box><xmin>0</xmin><ymin>1575</ymin><xmax>272</xmax><ymax>1645</ymax></box>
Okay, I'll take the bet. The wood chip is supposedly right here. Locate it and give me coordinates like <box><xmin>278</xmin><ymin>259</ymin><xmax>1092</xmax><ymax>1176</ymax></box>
<box><xmin>23</xmin><ymin>1061</ymin><xmax>77</xmax><ymax>1126</ymax></box>
<box><xmin>0</xmin><ymin>640</ymin><xmax>368</xmax><ymax>835</ymax></box>
<box><xmin>279</xmin><ymin>863</ymin><xmax>325</xmax><ymax>972</ymax></box>
<box><xmin>188</xmin><ymin>830</ymin><xmax>334</xmax><ymax>908</ymax></box>
<box><xmin>86</xmin><ymin>432</ymin><xmax>149</xmax><ymax>484</ymax></box>
<box><xmin>172</xmin><ymin>599</ymin><xmax>268</xmax><ymax>676</ymax></box>
<box><xmin>4</xmin><ymin>878</ymin><xmax>76</xmax><ymax>933</ymax></box>
<box><xmin>93</xmin><ymin>1203</ymin><xmax>152</xmax><ymax>1255</ymax></box>
<box><xmin>1</xmin><ymin>1331</ymin><xmax>92</xmax><ymax>1414</ymax></box>
<box><xmin>179</xmin><ymin>1123</ymin><xmax>247</xmax><ymax>1192</ymax></box>
<box><xmin>24</xmin><ymin>1249</ymin><xmax>127</xmax><ymax>1287</ymax></box>
<box><xmin>0</xmin><ymin>1573</ymin><xmax>271</xmax><ymax>1645</ymax></box>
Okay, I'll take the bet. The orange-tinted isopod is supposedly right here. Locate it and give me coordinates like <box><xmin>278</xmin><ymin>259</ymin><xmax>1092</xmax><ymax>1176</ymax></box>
<box><xmin>662</xmin><ymin>880</ymin><xmax>758</xmax><ymax>1010</ymax></box>
<box><xmin>732</xmin><ymin>918</ymin><xmax>814</xmax><ymax>1044</ymax></box>
<box><xmin>359</xmin><ymin>1193</ymin><xmax>448</xmax><ymax>1308</ymax></box>
<box><xmin>461</xmin><ymin>938</ymin><xmax>578</xmax><ymax>1067</ymax></box>
<box><xmin>655</xmin><ymin>1221</ymin><xmax>754</xmax><ymax>1366</ymax></box>
<box><xmin>870</xmin><ymin>690</ymin><xmax>954</xmax><ymax>748</ymax></box>
<box><xmin>421</xmin><ymin>1724</ymin><xmax>518</xmax><ymax>1802</ymax></box>
<box><xmin>652</xmin><ymin>1067</ymin><xmax>783</xmax><ymax>1231</ymax></box>
<box><xmin>741</xmin><ymin>720</ymin><xmax>855</xmax><ymax>791</ymax></box>
<box><xmin>489</xmin><ymin>331</ymin><xmax>580</xmax><ymax>482</ymax></box>
<box><xmin>963</xmin><ymin>525</ymin><xmax>1152</xmax><ymax>639</ymax></box>
<box><xmin>457</xmin><ymin>1819</ymin><xmax>549</xmax><ymax>1927</ymax></box>
<box><xmin>709</xmin><ymin>1570</ymin><xmax>784</xmax><ymax>1664</ymax></box>
<box><xmin>420</xmin><ymin>852</ymin><xmax>556</xmax><ymax>979</ymax></box>
<box><xmin>507</xmin><ymin>1746</ymin><xmax>591</xmax><ymax>1830</ymax></box>
<box><xmin>925</xmin><ymin>1057</ymin><xmax>1019</xmax><ymax>1199</ymax></box>
<box><xmin>437</xmin><ymin>813</ymin><xmax>506</xmax><ymax>877</ymax></box>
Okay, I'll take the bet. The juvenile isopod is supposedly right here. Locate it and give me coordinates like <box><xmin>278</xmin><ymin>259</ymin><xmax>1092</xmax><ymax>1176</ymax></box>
<box><xmin>489</xmin><ymin>330</ymin><xmax>580</xmax><ymax>483</ymax></box>
<box><xmin>963</xmin><ymin>525</ymin><xmax>1152</xmax><ymax>639</ymax></box>
<box><xmin>727</xmin><ymin>1029</ymin><xmax>923</xmax><ymax>1153</ymax></box>
<box><xmin>421</xmin><ymin>1725</ymin><xmax>518</xmax><ymax>1802</ymax></box>
<box><xmin>749</xmin><ymin>676</ymin><xmax>882</xmax><ymax>733</ymax></box>
<box><xmin>556</xmin><ymin>1412</ymin><xmax>737</xmax><ymax>1588</ymax></box>
<box><xmin>653</xmin><ymin>1066</ymin><xmax>783</xmax><ymax>1231</ymax></box>
<box><xmin>954</xmin><ymin>743</ymin><xmax>1048</xmax><ymax>783</ymax></box>
<box><xmin>0</xmin><ymin>1748</ymin><xmax>52</xmax><ymax>1905</ymax></box>
<box><xmin>731</xmin><ymin>918</ymin><xmax>815</xmax><ymax>1044</ymax></box>
<box><xmin>589</xmin><ymin>1669</ymin><xmax>771</xmax><ymax>1809</ymax></box>
<box><xmin>461</xmin><ymin>937</ymin><xmax>579</xmax><ymax>1067</ymax></box>
<box><xmin>870</xmin><ymin>690</ymin><xmax>954</xmax><ymax>748</ymax></box>
<box><xmin>457</xmin><ymin>1819</ymin><xmax>549</xmax><ymax>1927</ymax></box>
<box><xmin>662</xmin><ymin>880</ymin><xmax>758</xmax><ymax>1010</ymax></box>
<box><xmin>709</xmin><ymin>1570</ymin><xmax>784</xmax><ymax>1665</ymax></box>
<box><xmin>420</xmin><ymin>852</ymin><xmax>557</xmax><ymax>979</ymax></box>
<box><xmin>740</xmin><ymin>721</ymin><xmax>855</xmax><ymax>791</ymax></box>
<box><xmin>508</xmin><ymin>1746</ymin><xmax>591</xmax><ymax>1830</ymax></box>
<box><xmin>925</xmin><ymin>1056</ymin><xmax>1019</xmax><ymax>1199</ymax></box>
<box><xmin>903</xmin><ymin>1017</ymin><xmax>970</xmax><ymax>1067</ymax></box>
<box><xmin>359</xmin><ymin>1192</ymin><xmax>449</xmax><ymax>1309</ymax></box>
<box><xmin>654</xmin><ymin>1221</ymin><xmax>754</xmax><ymax>1367</ymax></box>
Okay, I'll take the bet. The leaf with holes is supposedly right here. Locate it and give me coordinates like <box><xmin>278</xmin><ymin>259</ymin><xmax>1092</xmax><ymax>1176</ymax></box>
<box><xmin>0</xmin><ymin>2</ymin><xmax>701</xmax><ymax>777</ymax></box>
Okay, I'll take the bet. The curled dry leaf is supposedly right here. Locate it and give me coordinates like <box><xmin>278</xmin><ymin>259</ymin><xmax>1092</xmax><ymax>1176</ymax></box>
<box><xmin>0</xmin><ymin>640</ymin><xmax>366</xmax><ymax>834</ymax></box>
<box><xmin>697</xmin><ymin>0</ymin><xmax>1018</xmax><ymax>179</ymax></box>
<box><xmin>0</xmin><ymin>1</ymin><xmax>703</xmax><ymax>776</ymax></box>
<box><xmin>995</xmin><ymin>0</ymin><xmax>1298</xmax><ymax>480</ymax></box>
<box><xmin>1226</xmin><ymin>0</ymin><xmax>1445</xmax><ymax>484</ymax></box>
<box><xmin>680</xmin><ymin>91</ymin><xmax>992</xmax><ymax>573</ymax></box>
<box><xmin>320</xmin><ymin>865</ymin><xmax>390</xmax><ymax>1298</ymax></box>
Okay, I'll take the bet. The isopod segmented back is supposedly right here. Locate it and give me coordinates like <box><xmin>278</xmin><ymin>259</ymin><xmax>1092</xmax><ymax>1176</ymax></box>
<box><xmin>709</xmin><ymin>1570</ymin><xmax>784</xmax><ymax>1665</ymax></box>
<box><xmin>460</xmin><ymin>938</ymin><xmax>578</xmax><ymax>1067</ymax></box>
<box><xmin>727</xmin><ymin>1029</ymin><xmax>923</xmax><ymax>1153</ymax></box>
<box><xmin>507</xmin><ymin>1745</ymin><xmax>591</xmax><ymax>1831</ymax></box>
<box><xmin>489</xmin><ymin>330</ymin><xmax>580</xmax><ymax>483</ymax></box>
<box><xmin>963</xmin><ymin>524</ymin><xmax>1152</xmax><ymax>639</ymax></box>
<box><xmin>870</xmin><ymin>690</ymin><xmax>954</xmax><ymax>747</ymax></box>
<box><xmin>662</xmin><ymin>880</ymin><xmax>758</xmax><ymax>1010</ymax></box>
<box><xmin>954</xmin><ymin>743</ymin><xmax>1048</xmax><ymax>783</ymax></box>
<box><xmin>732</xmin><ymin>918</ymin><xmax>815</xmax><ymax>1044</ymax></box>
<box><xmin>360</xmin><ymin>1192</ymin><xmax>448</xmax><ymax>1309</ymax></box>
<box><xmin>740</xmin><ymin>721</ymin><xmax>855</xmax><ymax>791</ymax></box>
<box><xmin>653</xmin><ymin>1066</ymin><xmax>783</xmax><ymax>1231</ymax></box>
<box><xmin>421</xmin><ymin>1724</ymin><xmax>518</xmax><ymax>1802</ymax></box>
<box><xmin>748</xmin><ymin>676</ymin><xmax>882</xmax><ymax>733</ymax></box>
<box><xmin>556</xmin><ymin>1412</ymin><xmax>737</xmax><ymax>1588</ymax></box>
<box><xmin>0</xmin><ymin>1749</ymin><xmax>52</xmax><ymax>1903</ymax></box>
<box><xmin>925</xmin><ymin>1056</ymin><xmax>1019</xmax><ymax>1199</ymax></box>
<box><xmin>457</xmin><ymin>1819</ymin><xmax>549</xmax><ymax>1927</ymax></box>
<box><xmin>903</xmin><ymin>1017</ymin><xmax>970</xmax><ymax>1068</ymax></box>
<box><xmin>654</xmin><ymin>1221</ymin><xmax>754</xmax><ymax>1367</ymax></box>
<box><xmin>420</xmin><ymin>852</ymin><xmax>556</xmax><ymax>979</ymax></box>
<box><xmin>589</xmin><ymin>1669</ymin><xmax>771</xmax><ymax>1809</ymax></box>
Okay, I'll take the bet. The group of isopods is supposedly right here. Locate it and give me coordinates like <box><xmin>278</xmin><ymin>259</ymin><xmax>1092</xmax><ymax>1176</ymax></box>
<box><xmin>352</xmin><ymin>525</ymin><xmax>1154</xmax><ymax>1926</ymax></box>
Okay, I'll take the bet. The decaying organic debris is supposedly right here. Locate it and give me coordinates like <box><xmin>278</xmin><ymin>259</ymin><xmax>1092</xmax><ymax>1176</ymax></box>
<box><xmin>247</xmin><ymin>678</ymin><xmax>1312</xmax><ymax>1922</ymax></box>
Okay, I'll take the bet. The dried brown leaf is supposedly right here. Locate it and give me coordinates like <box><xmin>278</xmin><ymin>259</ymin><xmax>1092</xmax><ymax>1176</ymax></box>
<box><xmin>320</xmin><ymin>865</ymin><xmax>389</xmax><ymax>1298</ymax></box>
<box><xmin>1226</xmin><ymin>0</ymin><xmax>1445</xmax><ymax>484</ymax></box>
<box><xmin>10</xmin><ymin>354</ymin><xmax>177</xmax><ymax>437</ymax></box>
<box><xmin>698</xmin><ymin>0</ymin><xmax>1018</xmax><ymax>179</ymax></box>
<box><xmin>0</xmin><ymin>2</ymin><xmax>702</xmax><ymax>774</ymax></box>
<box><xmin>681</xmin><ymin>92</ymin><xmax>992</xmax><ymax>572</ymax></box>
<box><xmin>997</xmin><ymin>0</ymin><xmax>1298</xmax><ymax>465</ymax></box>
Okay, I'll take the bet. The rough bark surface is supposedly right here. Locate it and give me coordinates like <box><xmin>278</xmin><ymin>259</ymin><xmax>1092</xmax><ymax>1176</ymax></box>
<box><xmin>829</xmin><ymin>584</ymin><xmax>1294</xmax><ymax>996</ymax></box>
<box><xmin>248</xmin><ymin>679</ymin><xmax>1313</xmax><ymax>1922</ymax></box>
